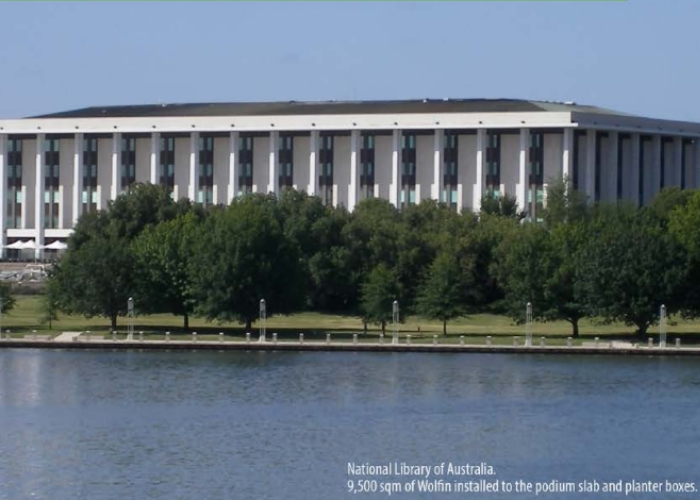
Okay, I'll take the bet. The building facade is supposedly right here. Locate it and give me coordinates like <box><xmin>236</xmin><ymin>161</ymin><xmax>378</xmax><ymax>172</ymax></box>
<box><xmin>1</xmin><ymin>98</ymin><xmax>699</xmax><ymax>258</ymax></box>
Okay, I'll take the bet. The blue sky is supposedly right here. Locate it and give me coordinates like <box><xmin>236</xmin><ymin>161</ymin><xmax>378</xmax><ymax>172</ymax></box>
<box><xmin>0</xmin><ymin>0</ymin><xmax>698</xmax><ymax>121</ymax></box>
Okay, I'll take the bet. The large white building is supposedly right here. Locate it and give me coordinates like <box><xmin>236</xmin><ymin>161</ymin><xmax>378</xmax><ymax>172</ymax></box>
<box><xmin>1</xmin><ymin>98</ymin><xmax>699</xmax><ymax>258</ymax></box>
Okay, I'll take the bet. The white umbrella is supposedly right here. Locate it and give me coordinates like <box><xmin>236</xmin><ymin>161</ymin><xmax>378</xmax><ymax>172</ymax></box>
<box><xmin>4</xmin><ymin>240</ymin><xmax>27</xmax><ymax>250</ymax></box>
<box><xmin>20</xmin><ymin>240</ymin><xmax>37</xmax><ymax>250</ymax></box>
<box><xmin>43</xmin><ymin>241</ymin><xmax>68</xmax><ymax>250</ymax></box>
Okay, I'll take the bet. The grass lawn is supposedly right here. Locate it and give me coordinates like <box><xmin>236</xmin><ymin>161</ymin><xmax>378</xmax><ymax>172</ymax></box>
<box><xmin>4</xmin><ymin>295</ymin><xmax>700</xmax><ymax>345</ymax></box>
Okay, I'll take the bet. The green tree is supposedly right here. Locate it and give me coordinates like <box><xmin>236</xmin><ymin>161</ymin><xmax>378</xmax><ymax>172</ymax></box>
<box><xmin>52</xmin><ymin>236</ymin><xmax>135</xmax><ymax>330</ymax></box>
<box><xmin>416</xmin><ymin>251</ymin><xmax>466</xmax><ymax>335</ymax></box>
<box><xmin>190</xmin><ymin>194</ymin><xmax>305</xmax><ymax>331</ymax></box>
<box><xmin>39</xmin><ymin>282</ymin><xmax>60</xmax><ymax>330</ymax></box>
<box><xmin>0</xmin><ymin>282</ymin><xmax>16</xmax><ymax>315</ymax></box>
<box><xmin>360</xmin><ymin>264</ymin><xmax>402</xmax><ymax>335</ymax></box>
<box><xmin>577</xmin><ymin>205</ymin><xmax>686</xmax><ymax>337</ymax></box>
<box><xmin>542</xmin><ymin>177</ymin><xmax>589</xmax><ymax>229</ymax></box>
<box><xmin>496</xmin><ymin>221</ymin><xmax>588</xmax><ymax>337</ymax></box>
<box><xmin>480</xmin><ymin>192</ymin><xmax>522</xmax><ymax>219</ymax></box>
<box><xmin>132</xmin><ymin>210</ymin><xmax>202</xmax><ymax>330</ymax></box>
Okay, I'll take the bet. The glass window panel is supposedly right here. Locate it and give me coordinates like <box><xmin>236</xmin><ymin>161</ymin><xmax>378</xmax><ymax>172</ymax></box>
<box><xmin>82</xmin><ymin>192</ymin><xmax>88</xmax><ymax>203</ymax></box>
<box><xmin>16</xmin><ymin>191</ymin><xmax>22</xmax><ymax>203</ymax></box>
<box><xmin>92</xmin><ymin>191</ymin><xmax>98</xmax><ymax>203</ymax></box>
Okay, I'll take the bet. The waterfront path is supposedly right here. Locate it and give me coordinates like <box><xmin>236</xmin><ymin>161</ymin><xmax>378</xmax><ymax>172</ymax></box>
<box><xmin>0</xmin><ymin>334</ymin><xmax>699</xmax><ymax>357</ymax></box>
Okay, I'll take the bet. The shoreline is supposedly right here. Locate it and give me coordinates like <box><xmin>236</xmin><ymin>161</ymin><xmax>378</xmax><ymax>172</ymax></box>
<box><xmin>1</xmin><ymin>338</ymin><xmax>699</xmax><ymax>357</ymax></box>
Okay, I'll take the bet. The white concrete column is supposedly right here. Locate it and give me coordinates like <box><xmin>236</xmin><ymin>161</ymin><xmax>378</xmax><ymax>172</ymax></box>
<box><xmin>630</xmin><ymin>134</ymin><xmax>641</xmax><ymax>205</ymax></box>
<box><xmin>228</xmin><ymin>132</ymin><xmax>238</xmax><ymax>203</ymax></box>
<box><xmin>150</xmin><ymin>132</ymin><xmax>159</xmax><ymax>185</ymax></box>
<box><xmin>390</xmin><ymin>130</ymin><xmax>401</xmax><ymax>208</ymax></box>
<box><xmin>110</xmin><ymin>133</ymin><xmax>121</xmax><ymax>200</ymax></box>
<box><xmin>188</xmin><ymin>132</ymin><xmax>199</xmax><ymax>201</ymax></box>
<box><xmin>473</xmin><ymin>129</ymin><xmax>485</xmax><ymax>212</ymax></box>
<box><xmin>608</xmin><ymin>131</ymin><xmax>619</xmax><ymax>202</ymax></box>
<box><xmin>0</xmin><ymin>135</ymin><xmax>6</xmax><ymax>256</ymax></box>
<box><xmin>517</xmin><ymin>128</ymin><xmax>530</xmax><ymax>212</ymax></box>
<box><xmin>72</xmin><ymin>133</ymin><xmax>83</xmax><ymax>225</ymax></box>
<box><xmin>562</xmin><ymin>128</ymin><xmax>573</xmax><ymax>181</ymax></box>
<box><xmin>268</xmin><ymin>131</ymin><xmax>278</xmax><ymax>195</ymax></box>
<box><xmin>432</xmin><ymin>129</ymin><xmax>443</xmax><ymax>201</ymax></box>
<box><xmin>673</xmin><ymin>137</ymin><xmax>683</xmax><ymax>187</ymax></box>
<box><xmin>348</xmin><ymin>130</ymin><xmax>359</xmax><ymax>211</ymax></box>
<box><xmin>308</xmin><ymin>131</ymin><xmax>318</xmax><ymax>196</ymax></box>
<box><xmin>35</xmin><ymin>134</ymin><xmax>45</xmax><ymax>259</ymax></box>
<box><xmin>585</xmin><ymin>131</ymin><xmax>596</xmax><ymax>202</ymax></box>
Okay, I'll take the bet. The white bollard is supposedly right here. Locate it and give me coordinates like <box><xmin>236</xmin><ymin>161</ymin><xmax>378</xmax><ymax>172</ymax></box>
<box><xmin>326</xmin><ymin>333</ymin><xmax>331</xmax><ymax>345</ymax></box>
<box><xmin>595</xmin><ymin>337</ymin><xmax>599</xmax><ymax>348</ymax></box>
<box><xmin>567</xmin><ymin>337</ymin><xmax>572</xmax><ymax>347</ymax></box>
<box><xmin>379</xmin><ymin>334</ymin><xmax>384</xmax><ymax>345</ymax></box>
<box><xmin>246</xmin><ymin>332</ymin><xmax>251</xmax><ymax>344</ymax></box>
<box><xmin>299</xmin><ymin>333</ymin><xmax>304</xmax><ymax>344</ymax></box>
<box><xmin>513</xmin><ymin>337</ymin><xmax>518</xmax><ymax>347</ymax></box>
<box><xmin>84</xmin><ymin>330</ymin><xmax>89</xmax><ymax>342</ymax></box>
<box><xmin>406</xmin><ymin>335</ymin><xmax>411</xmax><ymax>345</ymax></box>
<box><xmin>139</xmin><ymin>331</ymin><xmax>143</xmax><ymax>342</ymax></box>
<box><xmin>273</xmin><ymin>332</ymin><xmax>278</xmax><ymax>344</ymax></box>
<box><xmin>219</xmin><ymin>332</ymin><xmax>224</xmax><ymax>343</ymax></box>
<box><xmin>459</xmin><ymin>336</ymin><xmax>465</xmax><ymax>346</ymax></box>
<box><xmin>487</xmin><ymin>336</ymin><xmax>492</xmax><ymax>347</ymax></box>
<box><xmin>165</xmin><ymin>332</ymin><xmax>170</xmax><ymax>342</ymax></box>
<box><xmin>32</xmin><ymin>329</ymin><xmax>37</xmax><ymax>341</ymax></box>
<box><xmin>6</xmin><ymin>330</ymin><xmax>10</xmax><ymax>340</ymax></box>
<box><xmin>433</xmin><ymin>335</ymin><xmax>437</xmax><ymax>346</ymax></box>
<box><xmin>193</xmin><ymin>332</ymin><xmax>197</xmax><ymax>343</ymax></box>
<box><xmin>648</xmin><ymin>338</ymin><xmax>653</xmax><ymax>348</ymax></box>
<box><xmin>676</xmin><ymin>338</ymin><xmax>681</xmax><ymax>349</ymax></box>
<box><xmin>540</xmin><ymin>337</ymin><xmax>546</xmax><ymax>347</ymax></box>
<box><xmin>112</xmin><ymin>331</ymin><xmax>116</xmax><ymax>341</ymax></box>
<box><xmin>353</xmin><ymin>334</ymin><xmax>358</xmax><ymax>345</ymax></box>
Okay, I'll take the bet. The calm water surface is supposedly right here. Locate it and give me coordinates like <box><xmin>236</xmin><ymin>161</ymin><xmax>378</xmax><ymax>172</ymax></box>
<box><xmin>0</xmin><ymin>349</ymin><xmax>698</xmax><ymax>499</ymax></box>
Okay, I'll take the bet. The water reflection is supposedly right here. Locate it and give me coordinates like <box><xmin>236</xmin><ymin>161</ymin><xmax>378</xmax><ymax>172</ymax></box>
<box><xmin>0</xmin><ymin>350</ymin><xmax>698</xmax><ymax>499</ymax></box>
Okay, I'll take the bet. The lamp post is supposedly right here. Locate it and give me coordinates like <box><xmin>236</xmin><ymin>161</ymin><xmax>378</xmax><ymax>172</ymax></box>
<box><xmin>127</xmin><ymin>297</ymin><xmax>134</xmax><ymax>341</ymax></box>
<box><xmin>525</xmin><ymin>302</ymin><xmax>533</xmax><ymax>347</ymax></box>
<box><xmin>392</xmin><ymin>300</ymin><xmax>399</xmax><ymax>345</ymax></box>
<box><xmin>259</xmin><ymin>299</ymin><xmax>266</xmax><ymax>342</ymax></box>
<box><xmin>659</xmin><ymin>304</ymin><xmax>667</xmax><ymax>348</ymax></box>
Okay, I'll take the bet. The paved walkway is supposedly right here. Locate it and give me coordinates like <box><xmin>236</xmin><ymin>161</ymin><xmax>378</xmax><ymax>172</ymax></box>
<box><xmin>52</xmin><ymin>331</ymin><xmax>83</xmax><ymax>342</ymax></box>
<box><xmin>1</xmin><ymin>335</ymin><xmax>698</xmax><ymax>357</ymax></box>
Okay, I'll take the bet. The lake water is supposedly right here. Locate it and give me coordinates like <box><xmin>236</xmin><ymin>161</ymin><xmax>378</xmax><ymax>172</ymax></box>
<box><xmin>0</xmin><ymin>349</ymin><xmax>698</xmax><ymax>499</ymax></box>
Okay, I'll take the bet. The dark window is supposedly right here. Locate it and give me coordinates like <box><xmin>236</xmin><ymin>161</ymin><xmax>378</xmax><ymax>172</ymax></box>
<box><xmin>485</xmin><ymin>132</ymin><xmax>500</xmax><ymax>194</ymax></box>
<box><xmin>160</xmin><ymin>136</ymin><xmax>175</xmax><ymax>192</ymax></box>
<box><xmin>528</xmin><ymin>132</ymin><xmax>544</xmax><ymax>218</ymax></box>
<box><xmin>443</xmin><ymin>132</ymin><xmax>458</xmax><ymax>208</ymax></box>
<box><xmin>573</xmin><ymin>131</ymin><xmax>581</xmax><ymax>191</ymax></box>
<box><xmin>83</xmin><ymin>136</ymin><xmax>99</xmax><ymax>214</ymax></box>
<box><xmin>121</xmin><ymin>136</ymin><xmax>136</xmax><ymax>191</ymax></box>
<box><xmin>238</xmin><ymin>135</ymin><xmax>253</xmax><ymax>196</ymax></box>
<box><xmin>401</xmin><ymin>133</ymin><xmax>416</xmax><ymax>207</ymax></box>
<box><xmin>6</xmin><ymin>138</ymin><xmax>22</xmax><ymax>229</ymax></box>
<box><xmin>319</xmin><ymin>134</ymin><xmax>334</xmax><ymax>206</ymax></box>
<box><xmin>360</xmin><ymin>133</ymin><xmax>375</xmax><ymax>200</ymax></box>
<box><xmin>278</xmin><ymin>134</ymin><xmax>294</xmax><ymax>190</ymax></box>
<box><xmin>198</xmin><ymin>135</ymin><xmax>214</xmax><ymax>205</ymax></box>
<box><xmin>44</xmin><ymin>138</ymin><xmax>60</xmax><ymax>229</ymax></box>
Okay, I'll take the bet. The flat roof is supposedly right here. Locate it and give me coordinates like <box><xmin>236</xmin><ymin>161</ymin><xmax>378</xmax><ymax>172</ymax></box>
<box><xmin>32</xmin><ymin>98</ymin><xmax>630</xmax><ymax>119</ymax></box>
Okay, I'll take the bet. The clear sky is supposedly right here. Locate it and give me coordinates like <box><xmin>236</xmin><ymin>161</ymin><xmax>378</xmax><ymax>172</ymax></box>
<box><xmin>0</xmin><ymin>0</ymin><xmax>698</xmax><ymax>121</ymax></box>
